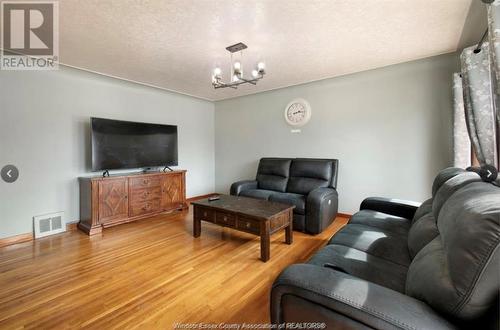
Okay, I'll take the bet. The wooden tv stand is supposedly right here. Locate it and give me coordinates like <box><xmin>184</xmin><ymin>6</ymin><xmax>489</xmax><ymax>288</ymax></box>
<box><xmin>78</xmin><ymin>170</ymin><xmax>187</xmax><ymax>235</ymax></box>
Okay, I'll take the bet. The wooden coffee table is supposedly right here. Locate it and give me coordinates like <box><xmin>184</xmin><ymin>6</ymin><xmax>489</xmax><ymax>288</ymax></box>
<box><xmin>191</xmin><ymin>195</ymin><xmax>294</xmax><ymax>262</ymax></box>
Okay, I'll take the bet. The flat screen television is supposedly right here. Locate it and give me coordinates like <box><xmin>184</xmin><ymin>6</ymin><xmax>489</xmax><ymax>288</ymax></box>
<box><xmin>91</xmin><ymin>117</ymin><xmax>178</xmax><ymax>171</ymax></box>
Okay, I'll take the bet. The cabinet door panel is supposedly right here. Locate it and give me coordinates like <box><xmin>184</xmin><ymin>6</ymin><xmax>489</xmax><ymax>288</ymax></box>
<box><xmin>161</xmin><ymin>174</ymin><xmax>184</xmax><ymax>210</ymax></box>
<box><xmin>98</xmin><ymin>178</ymin><xmax>129</xmax><ymax>223</ymax></box>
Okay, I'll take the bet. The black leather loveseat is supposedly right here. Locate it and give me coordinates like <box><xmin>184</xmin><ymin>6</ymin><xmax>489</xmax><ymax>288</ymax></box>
<box><xmin>230</xmin><ymin>158</ymin><xmax>339</xmax><ymax>234</ymax></box>
<box><xmin>271</xmin><ymin>168</ymin><xmax>499</xmax><ymax>329</ymax></box>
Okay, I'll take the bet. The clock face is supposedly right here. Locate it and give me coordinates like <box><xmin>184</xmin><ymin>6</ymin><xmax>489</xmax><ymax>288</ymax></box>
<box><xmin>284</xmin><ymin>99</ymin><xmax>311</xmax><ymax>126</ymax></box>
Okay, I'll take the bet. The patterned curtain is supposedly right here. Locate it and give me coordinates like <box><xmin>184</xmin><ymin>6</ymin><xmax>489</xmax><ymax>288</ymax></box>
<box><xmin>488</xmin><ymin>1</ymin><xmax>500</xmax><ymax>91</ymax></box>
<box><xmin>452</xmin><ymin>73</ymin><xmax>471</xmax><ymax>168</ymax></box>
<box><xmin>487</xmin><ymin>0</ymin><xmax>500</xmax><ymax>168</ymax></box>
<box><xmin>461</xmin><ymin>42</ymin><xmax>498</xmax><ymax>168</ymax></box>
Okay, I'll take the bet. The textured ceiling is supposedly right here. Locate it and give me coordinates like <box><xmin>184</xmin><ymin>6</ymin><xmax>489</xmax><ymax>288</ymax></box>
<box><xmin>58</xmin><ymin>0</ymin><xmax>473</xmax><ymax>101</ymax></box>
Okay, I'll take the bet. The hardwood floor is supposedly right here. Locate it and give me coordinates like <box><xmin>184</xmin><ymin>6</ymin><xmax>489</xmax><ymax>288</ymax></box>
<box><xmin>0</xmin><ymin>207</ymin><xmax>348</xmax><ymax>329</ymax></box>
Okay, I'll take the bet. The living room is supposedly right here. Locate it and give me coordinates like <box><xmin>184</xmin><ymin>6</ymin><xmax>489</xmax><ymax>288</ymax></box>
<box><xmin>0</xmin><ymin>0</ymin><xmax>499</xmax><ymax>329</ymax></box>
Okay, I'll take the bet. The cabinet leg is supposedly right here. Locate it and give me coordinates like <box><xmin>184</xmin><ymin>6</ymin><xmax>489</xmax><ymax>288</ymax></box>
<box><xmin>77</xmin><ymin>222</ymin><xmax>102</xmax><ymax>236</ymax></box>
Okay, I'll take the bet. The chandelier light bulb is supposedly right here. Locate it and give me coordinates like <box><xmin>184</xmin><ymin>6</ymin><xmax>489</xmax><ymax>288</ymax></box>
<box><xmin>213</xmin><ymin>67</ymin><xmax>222</xmax><ymax>77</ymax></box>
<box><xmin>233</xmin><ymin>61</ymin><xmax>241</xmax><ymax>70</ymax></box>
<box><xmin>252</xmin><ymin>70</ymin><xmax>259</xmax><ymax>78</ymax></box>
<box><xmin>257</xmin><ymin>62</ymin><xmax>265</xmax><ymax>71</ymax></box>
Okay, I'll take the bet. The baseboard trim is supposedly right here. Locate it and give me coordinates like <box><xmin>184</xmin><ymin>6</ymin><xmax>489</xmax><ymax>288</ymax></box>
<box><xmin>186</xmin><ymin>193</ymin><xmax>219</xmax><ymax>203</ymax></box>
<box><xmin>337</xmin><ymin>213</ymin><xmax>352</xmax><ymax>219</ymax></box>
<box><xmin>0</xmin><ymin>204</ymin><xmax>350</xmax><ymax>248</ymax></box>
<box><xmin>67</xmin><ymin>223</ymin><xmax>79</xmax><ymax>231</ymax></box>
<box><xmin>0</xmin><ymin>233</ymin><xmax>33</xmax><ymax>248</ymax></box>
<box><xmin>0</xmin><ymin>222</ymin><xmax>80</xmax><ymax>248</ymax></box>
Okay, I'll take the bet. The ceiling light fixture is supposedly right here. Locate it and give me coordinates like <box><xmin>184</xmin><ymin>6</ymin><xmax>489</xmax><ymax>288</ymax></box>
<box><xmin>212</xmin><ymin>42</ymin><xmax>265</xmax><ymax>89</ymax></box>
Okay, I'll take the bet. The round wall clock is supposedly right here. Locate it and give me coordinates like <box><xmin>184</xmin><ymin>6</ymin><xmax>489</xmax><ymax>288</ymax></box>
<box><xmin>284</xmin><ymin>98</ymin><xmax>312</xmax><ymax>127</ymax></box>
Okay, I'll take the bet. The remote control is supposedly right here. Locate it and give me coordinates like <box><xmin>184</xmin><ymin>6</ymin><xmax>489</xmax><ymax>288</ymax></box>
<box><xmin>208</xmin><ymin>195</ymin><xmax>220</xmax><ymax>201</ymax></box>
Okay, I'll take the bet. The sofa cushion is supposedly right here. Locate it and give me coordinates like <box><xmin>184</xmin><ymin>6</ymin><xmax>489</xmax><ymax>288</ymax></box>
<box><xmin>348</xmin><ymin>210</ymin><xmax>411</xmax><ymax>236</ymax></box>
<box><xmin>308</xmin><ymin>244</ymin><xmax>408</xmax><ymax>293</ymax></box>
<box><xmin>432</xmin><ymin>171</ymin><xmax>481</xmax><ymax>219</ymax></box>
<box><xmin>412</xmin><ymin>198</ymin><xmax>433</xmax><ymax>224</ymax></box>
<box><xmin>407</xmin><ymin>213</ymin><xmax>439</xmax><ymax>259</ymax></box>
<box><xmin>329</xmin><ymin>224</ymin><xmax>411</xmax><ymax>266</ymax></box>
<box><xmin>406</xmin><ymin>170</ymin><xmax>473</xmax><ymax>259</ymax></box>
<box><xmin>256</xmin><ymin>158</ymin><xmax>292</xmax><ymax>192</ymax></box>
<box><xmin>287</xmin><ymin>177</ymin><xmax>329</xmax><ymax>196</ymax></box>
<box><xmin>269</xmin><ymin>192</ymin><xmax>306</xmax><ymax>215</ymax></box>
<box><xmin>239</xmin><ymin>189</ymin><xmax>275</xmax><ymax>200</ymax></box>
<box><xmin>287</xmin><ymin>159</ymin><xmax>334</xmax><ymax>195</ymax></box>
<box><xmin>406</xmin><ymin>182</ymin><xmax>500</xmax><ymax>320</ymax></box>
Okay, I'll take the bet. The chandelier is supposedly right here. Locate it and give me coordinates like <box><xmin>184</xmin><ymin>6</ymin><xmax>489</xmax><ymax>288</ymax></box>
<box><xmin>212</xmin><ymin>42</ymin><xmax>266</xmax><ymax>89</ymax></box>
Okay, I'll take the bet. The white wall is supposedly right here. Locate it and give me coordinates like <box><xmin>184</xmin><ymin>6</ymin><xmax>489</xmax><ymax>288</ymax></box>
<box><xmin>214</xmin><ymin>53</ymin><xmax>459</xmax><ymax>214</ymax></box>
<box><xmin>0</xmin><ymin>66</ymin><xmax>215</xmax><ymax>238</ymax></box>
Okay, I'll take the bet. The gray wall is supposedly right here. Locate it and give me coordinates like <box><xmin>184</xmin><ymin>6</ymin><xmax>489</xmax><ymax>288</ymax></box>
<box><xmin>0</xmin><ymin>52</ymin><xmax>459</xmax><ymax>238</ymax></box>
<box><xmin>214</xmin><ymin>53</ymin><xmax>459</xmax><ymax>214</ymax></box>
<box><xmin>0</xmin><ymin>66</ymin><xmax>214</xmax><ymax>238</ymax></box>
<box><xmin>458</xmin><ymin>0</ymin><xmax>488</xmax><ymax>48</ymax></box>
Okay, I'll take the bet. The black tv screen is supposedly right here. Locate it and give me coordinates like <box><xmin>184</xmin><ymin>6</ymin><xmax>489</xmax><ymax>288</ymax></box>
<box><xmin>91</xmin><ymin>117</ymin><xmax>178</xmax><ymax>171</ymax></box>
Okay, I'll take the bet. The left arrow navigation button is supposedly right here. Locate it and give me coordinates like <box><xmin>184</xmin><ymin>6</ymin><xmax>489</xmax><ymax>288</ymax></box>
<box><xmin>1</xmin><ymin>165</ymin><xmax>19</xmax><ymax>183</ymax></box>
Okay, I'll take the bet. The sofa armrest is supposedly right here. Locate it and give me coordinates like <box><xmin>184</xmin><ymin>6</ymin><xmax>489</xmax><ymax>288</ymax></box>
<box><xmin>271</xmin><ymin>264</ymin><xmax>456</xmax><ymax>330</ymax></box>
<box><xmin>230</xmin><ymin>180</ymin><xmax>258</xmax><ymax>196</ymax></box>
<box><xmin>360</xmin><ymin>197</ymin><xmax>421</xmax><ymax>220</ymax></box>
<box><xmin>306</xmin><ymin>188</ymin><xmax>338</xmax><ymax>234</ymax></box>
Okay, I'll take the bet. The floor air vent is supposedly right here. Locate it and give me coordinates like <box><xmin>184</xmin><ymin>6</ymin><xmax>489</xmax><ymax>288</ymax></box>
<box><xmin>33</xmin><ymin>212</ymin><xmax>66</xmax><ymax>238</ymax></box>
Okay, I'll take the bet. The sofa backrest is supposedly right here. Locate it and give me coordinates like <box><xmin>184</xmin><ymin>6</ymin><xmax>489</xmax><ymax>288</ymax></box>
<box><xmin>431</xmin><ymin>167</ymin><xmax>466</xmax><ymax>196</ymax></box>
<box><xmin>431</xmin><ymin>171</ymin><xmax>482</xmax><ymax>218</ymax></box>
<box><xmin>408</xmin><ymin>169</ymin><xmax>482</xmax><ymax>258</ymax></box>
<box><xmin>406</xmin><ymin>173</ymin><xmax>499</xmax><ymax>321</ymax></box>
<box><xmin>286</xmin><ymin>159</ymin><xmax>338</xmax><ymax>195</ymax></box>
<box><xmin>256</xmin><ymin>158</ymin><xmax>292</xmax><ymax>192</ymax></box>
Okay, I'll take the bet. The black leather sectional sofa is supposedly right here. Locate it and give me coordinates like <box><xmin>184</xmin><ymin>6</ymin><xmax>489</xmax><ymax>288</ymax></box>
<box><xmin>271</xmin><ymin>168</ymin><xmax>500</xmax><ymax>329</ymax></box>
<box><xmin>230</xmin><ymin>158</ymin><xmax>339</xmax><ymax>234</ymax></box>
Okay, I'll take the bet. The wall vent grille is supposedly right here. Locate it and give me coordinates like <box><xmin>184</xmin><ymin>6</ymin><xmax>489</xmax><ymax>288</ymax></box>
<box><xmin>33</xmin><ymin>212</ymin><xmax>65</xmax><ymax>238</ymax></box>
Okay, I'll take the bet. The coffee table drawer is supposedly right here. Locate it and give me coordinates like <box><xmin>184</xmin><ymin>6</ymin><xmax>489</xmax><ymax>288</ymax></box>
<box><xmin>195</xmin><ymin>206</ymin><xmax>215</xmax><ymax>223</ymax></box>
<box><xmin>216</xmin><ymin>212</ymin><xmax>235</xmax><ymax>228</ymax></box>
<box><xmin>237</xmin><ymin>216</ymin><xmax>260</xmax><ymax>235</ymax></box>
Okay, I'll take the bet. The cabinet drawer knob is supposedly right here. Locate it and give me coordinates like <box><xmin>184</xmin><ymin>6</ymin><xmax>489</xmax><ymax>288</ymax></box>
<box><xmin>203</xmin><ymin>212</ymin><xmax>207</xmax><ymax>217</ymax></box>
<box><xmin>223</xmin><ymin>216</ymin><xmax>227</xmax><ymax>221</ymax></box>
<box><xmin>245</xmin><ymin>222</ymin><xmax>250</xmax><ymax>228</ymax></box>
